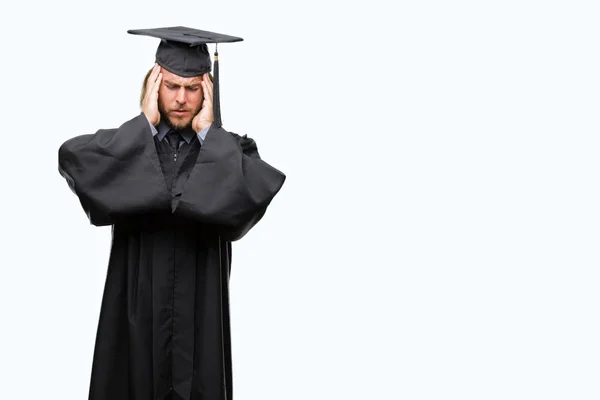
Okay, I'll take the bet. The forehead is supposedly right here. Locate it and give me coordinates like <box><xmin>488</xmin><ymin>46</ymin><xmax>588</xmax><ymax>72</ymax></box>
<box><xmin>161</xmin><ymin>68</ymin><xmax>202</xmax><ymax>85</ymax></box>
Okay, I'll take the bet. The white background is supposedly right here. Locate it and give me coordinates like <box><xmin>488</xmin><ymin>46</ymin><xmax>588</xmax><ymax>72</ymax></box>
<box><xmin>1</xmin><ymin>0</ymin><xmax>599</xmax><ymax>399</ymax></box>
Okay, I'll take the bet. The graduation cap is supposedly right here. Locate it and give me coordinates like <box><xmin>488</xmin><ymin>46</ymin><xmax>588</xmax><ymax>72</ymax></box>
<box><xmin>127</xmin><ymin>26</ymin><xmax>244</xmax><ymax>127</ymax></box>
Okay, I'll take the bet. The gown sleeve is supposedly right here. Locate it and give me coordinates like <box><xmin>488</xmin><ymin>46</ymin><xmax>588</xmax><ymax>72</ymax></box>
<box><xmin>174</xmin><ymin>124</ymin><xmax>286</xmax><ymax>241</ymax></box>
<box><xmin>58</xmin><ymin>112</ymin><xmax>170</xmax><ymax>226</ymax></box>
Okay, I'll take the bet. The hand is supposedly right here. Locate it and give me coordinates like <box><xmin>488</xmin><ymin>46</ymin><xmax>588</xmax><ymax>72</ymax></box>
<box><xmin>192</xmin><ymin>73</ymin><xmax>214</xmax><ymax>133</ymax></box>
<box><xmin>142</xmin><ymin>64</ymin><xmax>162</xmax><ymax>126</ymax></box>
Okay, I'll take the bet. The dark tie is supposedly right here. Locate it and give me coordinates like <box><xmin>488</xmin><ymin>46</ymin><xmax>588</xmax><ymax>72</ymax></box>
<box><xmin>166</xmin><ymin>130</ymin><xmax>182</xmax><ymax>150</ymax></box>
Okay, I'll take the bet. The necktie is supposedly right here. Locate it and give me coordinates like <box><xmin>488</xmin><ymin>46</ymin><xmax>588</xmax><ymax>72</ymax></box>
<box><xmin>166</xmin><ymin>130</ymin><xmax>182</xmax><ymax>150</ymax></box>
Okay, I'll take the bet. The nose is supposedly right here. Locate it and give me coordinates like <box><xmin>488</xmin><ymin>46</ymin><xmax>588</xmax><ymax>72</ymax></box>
<box><xmin>176</xmin><ymin>87</ymin><xmax>186</xmax><ymax>104</ymax></box>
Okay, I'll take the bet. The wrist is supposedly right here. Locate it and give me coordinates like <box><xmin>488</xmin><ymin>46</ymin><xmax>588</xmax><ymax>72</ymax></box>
<box><xmin>195</xmin><ymin>122</ymin><xmax>212</xmax><ymax>133</ymax></box>
<box><xmin>143</xmin><ymin>111</ymin><xmax>159</xmax><ymax>127</ymax></box>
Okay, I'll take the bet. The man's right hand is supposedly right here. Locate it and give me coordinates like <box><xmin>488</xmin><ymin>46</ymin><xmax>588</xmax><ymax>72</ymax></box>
<box><xmin>142</xmin><ymin>64</ymin><xmax>162</xmax><ymax>126</ymax></box>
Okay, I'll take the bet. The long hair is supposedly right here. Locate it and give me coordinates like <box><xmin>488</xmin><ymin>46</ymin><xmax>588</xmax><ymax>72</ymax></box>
<box><xmin>139</xmin><ymin>66</ymin><xmax>213</xmax><ymax>108</ymax></box>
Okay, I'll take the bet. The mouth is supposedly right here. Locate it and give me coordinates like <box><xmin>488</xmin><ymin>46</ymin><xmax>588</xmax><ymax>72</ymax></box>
<box><xmin>171</xmin><ymin>110</ymin><xmax>190</xmax><ymax>116</ymax></box>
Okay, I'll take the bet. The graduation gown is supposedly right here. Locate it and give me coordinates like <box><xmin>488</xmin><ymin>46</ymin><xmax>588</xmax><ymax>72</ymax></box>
<box><xmin>57</xmin><ymin>112</ymin><xmax>286</xmax><ymax>400</ymax></box>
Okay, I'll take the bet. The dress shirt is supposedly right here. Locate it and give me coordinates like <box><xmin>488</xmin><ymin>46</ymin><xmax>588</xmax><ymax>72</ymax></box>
<box><xmin>146</xmin><ymin>116</ymin><xmax>210</xmax><ymax>147</ymax></box>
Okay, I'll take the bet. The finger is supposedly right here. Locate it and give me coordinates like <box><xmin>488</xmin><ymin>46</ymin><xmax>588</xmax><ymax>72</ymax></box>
<box><xmin>202</xmin><ymin>77</ymin><xmax>213</xmax><ymax>102</ymax></box>
<box><xmin>205</xmin><ymin>73</ymin><xmax>214</xmax><ymax>93</ymax></box>
<box><xmin>151</xmin><ymin>73</ymin><xmax>162</xmax><ymax>99</ymax></box>
<box><xmin>145</xmin><ymin>64</ymin><xmax>159</xmax><ymax>91</ymax></box>
<box><xmin>143</xmin><ymin>68</ymin><xmax>160</xmax><ymax>105</ymax></box>
<box><xmin>201</xmin><ymin>81</ymin><xmax>213</xmax><ymax>105</ymax></box>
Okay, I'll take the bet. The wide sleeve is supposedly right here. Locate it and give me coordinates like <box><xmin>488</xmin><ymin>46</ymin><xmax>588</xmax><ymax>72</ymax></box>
<box><xmin>173</xmin><ymin>124</ymin><xmax>286</xmax><ymax>241</ymax></box>
<box><xmin>58</xmin><ymin>112</ymin><xmax>170</xmax><ymax>226</ymax></box>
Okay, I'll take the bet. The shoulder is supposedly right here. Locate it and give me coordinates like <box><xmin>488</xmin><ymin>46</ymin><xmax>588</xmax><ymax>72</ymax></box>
<box><xmin>214</xmin><ymin>127</ymin><xmax>260</xmax><ymax>158</ymax></box>
<box><xmin>228</xmin><ymin>131</ymin><xmax>257</xmax><ymax>152</ymax></box>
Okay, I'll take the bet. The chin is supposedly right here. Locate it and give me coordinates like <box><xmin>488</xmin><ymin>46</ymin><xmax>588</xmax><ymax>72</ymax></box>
<box><xmin>168</xmin><ymin>117</ymin><xmax>192</xmax><ymax>130</ymax></box>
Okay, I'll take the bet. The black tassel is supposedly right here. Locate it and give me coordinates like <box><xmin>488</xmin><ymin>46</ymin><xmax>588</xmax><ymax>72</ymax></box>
<box><xmin>213</xmin><ymin>46</ymin><xmax>222</xmax><ymax>128</ymax></box>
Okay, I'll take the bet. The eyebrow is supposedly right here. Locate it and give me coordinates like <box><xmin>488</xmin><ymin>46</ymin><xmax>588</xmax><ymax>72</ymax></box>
<box><xmin>164</xmin><ymin>80</ymin><xmax>201</xmax><ymax>89</ymax></box>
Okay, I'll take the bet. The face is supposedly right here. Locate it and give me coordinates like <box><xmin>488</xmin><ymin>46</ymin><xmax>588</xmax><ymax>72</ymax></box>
<box><xmin>158</xmin><ymin>69</ymin><xmax>204</xmax><ymax>130</ymax></box>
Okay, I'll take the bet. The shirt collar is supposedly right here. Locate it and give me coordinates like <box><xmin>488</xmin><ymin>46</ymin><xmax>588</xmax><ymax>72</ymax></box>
<box><xmin>155</xmin><ymin>120</ymin><xmax>196</xmax><ymax>144</ymax></box>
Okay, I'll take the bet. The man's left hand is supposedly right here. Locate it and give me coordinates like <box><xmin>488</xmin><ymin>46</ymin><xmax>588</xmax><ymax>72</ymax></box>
<box><xmin>192</xmin><ymin>73</ymin><xmax>214</xmax><ymax>133</ymax></box>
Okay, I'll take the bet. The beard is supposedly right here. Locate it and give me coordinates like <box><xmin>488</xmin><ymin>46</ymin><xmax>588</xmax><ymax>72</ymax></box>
<box><xmin>158</xmin><ymin>101</ymin><xmax>202</xmax><ymax>131</ymax></box>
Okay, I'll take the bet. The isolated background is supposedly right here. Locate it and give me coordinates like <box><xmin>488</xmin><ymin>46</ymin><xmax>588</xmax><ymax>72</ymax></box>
<box><xmin>1</xmin><ymin>1</ymin><xmax>599</xmax><ymax>399</ymax></box>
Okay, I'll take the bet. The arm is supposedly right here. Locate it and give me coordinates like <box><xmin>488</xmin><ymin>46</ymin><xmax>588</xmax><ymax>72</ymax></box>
<box><xmin>58</xmin><ymin>112</ymin><xmax>170</xmax><ymax>226</ymax></box>
<box><xmin>173</xmin><ymin>125</ymin><xmax>286</xmax><ymax>241</ymax></box>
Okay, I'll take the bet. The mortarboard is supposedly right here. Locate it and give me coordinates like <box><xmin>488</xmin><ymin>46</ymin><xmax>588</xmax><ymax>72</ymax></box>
<box><xmin>127</xmin><ymin>26</ymin><xmax>244</xmax><ymax>128</ymax></box>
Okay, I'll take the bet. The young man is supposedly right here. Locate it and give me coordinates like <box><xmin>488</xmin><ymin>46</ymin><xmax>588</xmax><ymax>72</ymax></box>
<box><xmin>58</xmin><ymin>27</ymin><xmax>286</xmax><ymax>400</ymax></box>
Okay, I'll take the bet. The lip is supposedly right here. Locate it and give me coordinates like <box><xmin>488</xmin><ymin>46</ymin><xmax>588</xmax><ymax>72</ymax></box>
<box><xmin>171</xmin><ymin>110</ymin><xmax>189</xmax><ymax>116</ymax></box>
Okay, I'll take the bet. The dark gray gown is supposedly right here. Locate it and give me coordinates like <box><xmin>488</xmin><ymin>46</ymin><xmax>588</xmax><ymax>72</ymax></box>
<box><xmin>57</xmin><ymin>112</ymin><xmax>286</xmax><ymax>400</ymax></box>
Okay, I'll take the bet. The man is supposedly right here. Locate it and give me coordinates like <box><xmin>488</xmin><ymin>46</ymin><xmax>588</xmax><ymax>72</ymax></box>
<box><xmin>58</xmin><ymin>27</ymin><xmax>286</xmax><ymax>400</ymax></box>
